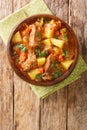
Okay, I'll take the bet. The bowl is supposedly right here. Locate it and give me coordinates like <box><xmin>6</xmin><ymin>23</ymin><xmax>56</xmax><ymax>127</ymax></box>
<box><xmin>7</xmin><ymin>14</ymin><xmax>79</xmax><ymax>86</ymax></box>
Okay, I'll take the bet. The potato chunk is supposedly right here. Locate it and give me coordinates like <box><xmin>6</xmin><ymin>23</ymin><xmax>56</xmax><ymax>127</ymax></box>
<box><xmin>12</xmin><ymin>31</ymin><xmax>22</xmax><ymax>43</ymax></box>
<box><xmin>44</xmin><ymin>29</ymin><xmax>54</xmax><ymax>38</ymax></box>
<box><xmin>37</xmin><ymin>57</ymin><xmax>46</xmax><ymax>66</ymax></box>
<box><xmin>61</xmin><ymin>60</ymin><xmax>74</xmax><ymax>70</ymax></box>
<box><xmin>51</xmin><ymin>38</ymin><xmax>65</xmax><ymax>48</ymax></box>
<box><xmin>28</xmin><ymin>68</ymin><xmax>43</xmax><ymax>80</ymax></box>
<box><xmin>41</xmin><ymin>39</ymin><xmax>51</xmax><ymax>46</ymax></box>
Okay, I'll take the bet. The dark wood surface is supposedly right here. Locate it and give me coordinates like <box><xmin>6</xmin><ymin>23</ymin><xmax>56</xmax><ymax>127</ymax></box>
<box><xmin>0</xmin><ymin>0</ymin><xmax>87</xmax><ymax>130</ymax></box>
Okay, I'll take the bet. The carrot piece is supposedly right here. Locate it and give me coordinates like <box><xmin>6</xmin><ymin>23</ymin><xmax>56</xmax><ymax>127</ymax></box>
<box><xmin>51</xmin><ymin>23</ymin><xmax>58</xmax><ymax>31</ymax></box>
<box><xmin>55</xmin><ymin>31</ymin><xmax>60</xmax><ymax>36</ymax></box>
<box><xmin>53</xmin><ymin>49</ymin><xmax>61</xmax><ymax>58</ymax></box>
<box><xmin>58</xmin><ymin>55</ymin><xmax>64</xmax><ymax>62</ymax></box>
<box><xmin>19</xmin><ymin>52</ymin><xmax>27</xmax><ymax>62</ymax></box>
<box><xmin>38</xmin><ymin>67</ymin><xmax>44</xmax><ymax>73</ymax></box>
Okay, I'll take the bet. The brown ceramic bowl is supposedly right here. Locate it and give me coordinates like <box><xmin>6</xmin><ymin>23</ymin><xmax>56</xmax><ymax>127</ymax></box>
<box><xmin>7</xmin><ymin>14</ymin><xmax>79</xmax><ymax>86</ymax></box>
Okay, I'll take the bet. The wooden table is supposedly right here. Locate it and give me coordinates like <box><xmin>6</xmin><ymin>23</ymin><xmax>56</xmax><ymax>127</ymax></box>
<box><xmin>0</xmin><ymin>0</ymin><xmax>87</xmax><ymax>130</ymax></box>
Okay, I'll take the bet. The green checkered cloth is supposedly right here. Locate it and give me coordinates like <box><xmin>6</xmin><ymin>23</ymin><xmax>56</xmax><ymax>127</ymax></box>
<box><xmin>0</xmin><ymin>0</ymin><xmax>87</xmax><ymax>99</ymax></box>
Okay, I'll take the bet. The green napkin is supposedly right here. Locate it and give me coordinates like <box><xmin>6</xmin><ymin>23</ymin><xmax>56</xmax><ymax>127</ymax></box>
<box><xmin>0</xmin><ymin>0</ymin><xmax>87</xmax><ymax>99</ymax></box>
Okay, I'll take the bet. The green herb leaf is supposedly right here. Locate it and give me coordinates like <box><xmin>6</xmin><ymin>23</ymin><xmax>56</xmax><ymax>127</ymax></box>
<box><xmin>64</xmin><ymin>35</ymin><xmax>69</xmax><ymax>42</ymax></box>
<box><xmin>36</xmin><ymin>74</ymin><xmax>42</xmax><ymax>79</ymax></box>
<box><xmin>53</xmin><ymin>71</ymin><xmax>62</xmax><ymax>79</ymax></box>
<box><xmin>39</xmin><ymin>51</ymin><xmax>48</xmax><ymax>57</ymax></box>
<box><xmin>35</xmin><ymin>31</ymin><xmax>40</xmax><ymax>37</ymax></box>
<box><xmin>16</xmin><ymin>43</ymin><xmax>23</xmax><ymax>49</ymax></box>
<box><xmin>62</xmin><ymin>50</ymin><xmax>68</xmax><ymax>57</ymax></box>
<box><xmin>21</xmin><ymin>47</ymin><xmax>27</xmax><ymax>52</ymax></box>
<box><xmin>35</xmin><ymin>46</ymin><xmax>41</xmax><ymax>57</ymax></box>
<box><xmin>35</xmin><ymin>47</ymin><xmax>48</xmax><ymax>57</ymax></box>
<box><xmin>51</xmin><ymin>60</ymin><xmax>56</xmax><ymax>68</ymax></box>
<box><xmin>16</xmin><ymin>44</ymin><xmax>28</xmax><ymax>52</ymax></box>
<box><xmin>61</xmin><ymin>67</ymin><xmax>65</xmax><ymax>72</ymax></box>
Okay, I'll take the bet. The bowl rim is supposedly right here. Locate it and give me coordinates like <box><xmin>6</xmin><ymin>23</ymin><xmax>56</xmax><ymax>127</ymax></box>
<box><xmin>7</xmin><ymin>14</ymin><xmax>79</xmax><ymax>86</ymax></box>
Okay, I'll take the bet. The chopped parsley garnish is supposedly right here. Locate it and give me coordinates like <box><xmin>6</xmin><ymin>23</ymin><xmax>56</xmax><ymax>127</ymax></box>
<box><xmin>62</xmin><ymin>50</ymin><xmax>68</xmax><ymax>57</ymax></box>
<box><xmin>21</xmin><ymin>47</ymin><xmax>27</xmax><ymax>52</ymax></box>
<box><xmin>53</xmin><ymin>71</ymin><xmax>62</xmax><ymax>79</ymax></box>
<box><xmin>39</xmin><ymin>51</ymin><xmax>48</xmax><ymax>57</ymax></box>
<box><xmin>50</xmin><ymin>60</ymin><xmax>56</xmax><ymax>68</ymax></box>
<box><xmin>35</xmin><ymin>31</ymin><xmax>41</xmax><ymax>37</ymax></box>
<box><xmin>64</xmin><ymin>35</ymin><xmax>69</xmax><ymax>42</ymax></box>
<box><xmin>35</xmin><ymin>47</ymin><xmax>48</xmax><ymax>57</ymax></box>
<box><xmin>35</xmin><ymin>46</ymin><xmax>41</xmax><ymax>57</ymax></box>
<box><xmin>16</xmin><ymin>44</ymin><xmax>28</xmax><ymax>52</ymax></box>
<box><xmin>36</xmin><ymin>74</ymin><xmax>42</xmax><ymax>79</ymax></box>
